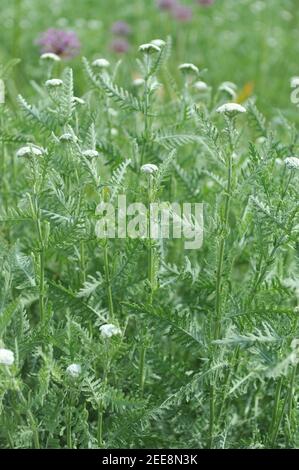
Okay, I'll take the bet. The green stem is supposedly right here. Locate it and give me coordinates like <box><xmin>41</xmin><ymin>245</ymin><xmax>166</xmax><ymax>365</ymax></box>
<box><xmin>36</xmin><ymin>218</ymin><xmax>45</xmax><ymax>323</ymax></box>
<box><xmin>269</xmin><ymin>377</ymin><xmax>283</xmax><ymax>446</ymax></box>
<box><xmin>139</xmin><ymin>344</ymin><xmax>146</xmax><ymax>397</ymax></box>
<box><xmin>97</xmin><ymin>371</ymin><xmax>108</xmax><ymax>448</ymax></box>
<box><xmin>214</xmin><ymin>150</ymin><xmax>232</xmax><ymax>340</ymax></box>
<box><xmin>208</xmin><ymin>384</ymin><xmax>215</xmax><ymax>448</ymax></box>
<box><xmin>104</xmin><ymin>242</ymin><xmax>114</xmax><ymax>321</ymax></box>
<box><xmin>97</xmin><ymin>404</ymin><xmax>103</xmax><ymax>447</ymax></box>
<box><xmin>141</xmin><ymin>54</ymin><xmax>150</xmax><ymax>166</ymax></box>
<box><xmin>67</xmin><ymin>405</ymin><xmax>72</xmax><ymax>448</ymax></box>
<box><xmin>80</xmin><ymin>240</ymin><xmax>86</xmax><ymax>284</ymax></box>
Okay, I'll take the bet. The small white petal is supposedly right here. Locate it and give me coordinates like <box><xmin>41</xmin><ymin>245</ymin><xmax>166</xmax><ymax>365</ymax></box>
<box><xmin>0</xmin><ymin>348</ymin><xmax>14</xmax><ymax>366</ymax></box>
<box><xmin>40</xmin><ymin>52</ymin><xmax>61</xmax><ymax>62</ymax></box>
<box><xmin>216</xmin><ymin>103</ymin><xmax>247</xmax><ymax>114</ymax></box>
<box><xmin>141</xmin><ymin>163</ymin><xmax>159</xmax><ymax>174</ymax></box>
<box><xmin>100</xmin><ymin>324</ymin><xmax>121</xmax><ymax>339</ymax></box>
<box><xmin>66</xmin><ymin>363</ymin><xmax>81</xmax><ymax>377</ymax></box>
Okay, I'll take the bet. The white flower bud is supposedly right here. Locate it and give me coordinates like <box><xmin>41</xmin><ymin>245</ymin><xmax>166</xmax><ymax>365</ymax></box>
<box><xmin>139</xmin><ymin>43</ymin><xmax>161</xmax><ymax>54</ymax></box>
<box><xmin>133</xmin><ymin>77</ymin><xmax>145</xmax><ymax>87</ymax></box>
<box><xmin>82</xmin><ymin>149</ymin><xmax>99</xmax><ymax>158</ymax></box>
<box><xmin>92</xmin><ymin>58</ymin><xmax>110</xmax><ymax>68</ymax></box>
<box><xmin>141</xmin><ymin>163</ymin><xmax>159</xmax><ymax>174</ymax></box>
<box><xmin>219</xmin><ymin>82</ymin><xmax>237</xmax><ymax>99</ymax></box>
<box><xmin>59</xmin><ymin>133</ymin><xmax>78</xmax><ymax>143</ymax></box>
<box><xmin>40</xmin><ymin>52</ymin><xmax>61</xmax><ymax>62</ymax></box>
<box><xmin>73</xmin><ymin>96</ymin><xmax>85</xmax><ymax>105</ymax></box>
<box><xmin>66</xmin><ymin>363</ymin><xmax>81</xmax><ymax>378</ymax></box>
<box><xmin>193</xmin><ymin>80</ymin><xmax>209</xmax><ymax>91</ymax></box>
<box><xmin>0</xmin><ymin>348</ymin><xmax>14</xmax><ymax>366</ymax></box>
<box><xmin>100</xmin><ymin>324</ymin><xmax>121</xmax><ymax>339</ymax></box>
<box><xmin>45</xmin><ymin>79</ymin><xmax>63</xmax><ymax>87</ymax></box>
<box><xmin>216</xmin><ymin>103</ymin><xmax>247</xmax><ymax>114</ymax></box>
<box><xmin>16</xmin><ymin>145</ymin><xmax>44</xmax><ymax>158</ymax></box>
<box><xmin>178</xmin><ymin>63</ymin><xmax>199</xmax><ymax>75</ymax></box>
<box><xmin>285</xmin><ymin>157</ymin><xmax>299</xmax><ymax>170</ymax></box>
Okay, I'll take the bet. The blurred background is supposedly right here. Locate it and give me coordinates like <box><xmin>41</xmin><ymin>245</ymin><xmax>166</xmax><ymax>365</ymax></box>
<box><xmin>0</xmin><ymin>0</ymin><xmax>298</xmax><ymax>117</ymax></box>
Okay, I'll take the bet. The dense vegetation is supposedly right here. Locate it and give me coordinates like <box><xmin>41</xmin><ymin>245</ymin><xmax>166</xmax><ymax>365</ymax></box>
<box><xmin>0</xmin><ymin>0</ymin><xmax>299</xmax><ymax>449</ymax></box>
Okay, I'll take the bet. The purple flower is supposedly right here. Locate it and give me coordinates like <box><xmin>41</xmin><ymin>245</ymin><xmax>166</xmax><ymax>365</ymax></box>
<box><xmin>172</xmin><ymin>4</ymin><xmax>193</xmax><ymax>22</ymax></box>
<box><xmin>111</xmin><ymin>20</ymin><xmax>131</xmax><ymax>36</ymax></box>
<box><xmin>110</xmin><ymin>38</ymin><xmax>130</xmax><ymax>54</ymax></box>
<box><xmin>196</xmin><ymin>0</ymin><xmax>214</xmax><ymax>5</ymax></box>
<box><xmin>156</xmin><ymin>0</ymin><xmax>177</xmax><ymax>11</ymax></box>
<box><xmin>37</xmin><ymin>28</ymin><xmax>80</xmax><ymax>59</ymax></box>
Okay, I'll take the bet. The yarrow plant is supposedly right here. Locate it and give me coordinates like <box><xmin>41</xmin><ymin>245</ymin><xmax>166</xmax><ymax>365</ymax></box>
<box><xmin>0</xmin><ymin>0</ymin><xmax>299</xmax><ymax>452</ymax></box>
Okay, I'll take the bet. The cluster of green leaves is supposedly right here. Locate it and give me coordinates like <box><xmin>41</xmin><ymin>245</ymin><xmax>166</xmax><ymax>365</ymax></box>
<box><xmin>0</xmin><ymin>34</ymin><xmax>299</xmax><ymax>450</ymax></box>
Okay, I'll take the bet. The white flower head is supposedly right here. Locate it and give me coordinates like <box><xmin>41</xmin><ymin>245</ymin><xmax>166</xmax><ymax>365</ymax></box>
<box><xmin>216</xmin><ymin>103</ymin><xmax>247</xmax><ymax>115</ymax></box>
<box><xmin>100</xmin><ymin>324</ymin><xmax>121</xmax><ymax>339</ymax></box>
<box><xmin>16</xmin><ymin>145</ymin><xmax>44</xmax><ymax>158</ymax></box>
<box><xmin>66</xmin><ymin>363</ymin><xmax>81</xmax><ymax>378</ymax></box>
<box><xmin>59</xmin><ymin>133</ymin><xmax>78</xmax><ymax>143</ymax></box>
<box><xmin>193</xmin><ymin>80</ymin><xmax>209</xmax><ymax>92</ymax></box>
<box><xmin>219</xmin><ymin>81</ymin><xmax>237</xmax><ymax>91</ymax></box>
<box><xmin>45</xmin><ymin>79</ymin><xmax>63</xmax><ymax>88</ymax></box>
<box><xmin>82</xmin><ymin>149</ymin><xmax>99</xmax><ymax>158</ymax></box>
<box><xmin>133</xmin><ymin>77</ymin><xmax>145</xmax><ymax>87</ymax></box>
<box><xmin>151</xmin><ymin>39</ymin><xmax>166</xmax><ymax>48</ymax></box>
<box><xmin>73</xmin><ymin>96</ymin><xmax>85</xmax><ymax>105</ymax></box>
<box><xmin>291</xmin><ymin>76</ymin><xmax>299</xmax><ymax>88</ymax></box>
<box><xmin>285</xmin><ymin>156</ymin><xmax>299</xmax><ymax>170</ymax></box>
<box><xmin>139</xmin><ymin>43</ymin><xmax>161</xmax><ymax>54</ymax></box>
<box><xmin>141</xmin><ymin>163</ymin><xmax>159</xmax><ymax>174</ymax></box>
<box><xmin>0</xmin><ymin>348</ymin><xmax>14</xmax><ymax>366</ymax></box>
<box><xmin>111</xmin><ymin>128</ymin><xmax>118</xmax><ymax>136</ymax></box>
<box><xmin>179</xmin><ymin>63</ymin><xmax>199</xmax><ymax>75</ymax></box>
<box><xmin>256</xmin><ymin>136</ymin><xmax>267</xmax><ymax>145</ymax></box>
<box><xmin>219</xmin><ymin>81</ymin><xmax>237</xmax><ymax>99</ymax></box>
<box><xmin>92</xmin><ymin>58</ymin><xmax>110</xmax><ymax>68</ymax></box>
<box><xmin>40</xmin><ymin>52</ymin><xmax>61</xmax><ymax>62</ymax></box>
